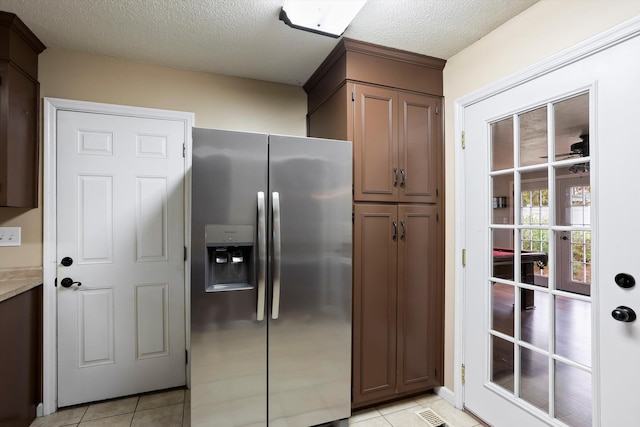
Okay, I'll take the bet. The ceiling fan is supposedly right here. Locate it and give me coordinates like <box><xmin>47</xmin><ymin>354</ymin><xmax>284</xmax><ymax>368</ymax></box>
<box><xmin>541</xmin><ymin>134</ymin><xmax>589</xmax><ymax>159</ymax></box>
<box><xmin>565</xmin><ymin>134</ymin><xmax>589</xmax><ymax>174</ymax></box>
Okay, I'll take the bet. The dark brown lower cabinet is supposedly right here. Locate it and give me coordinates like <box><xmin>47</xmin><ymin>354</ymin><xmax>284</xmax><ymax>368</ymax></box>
<box><xmin>353</xmin><ymin>204</ymin><xmax>443</xmax><ymax>408</ymax></box>
<box><xmin>0</xmin><ymin>286</ymin><xmax>42</xmax><ymax>427</ymax></box>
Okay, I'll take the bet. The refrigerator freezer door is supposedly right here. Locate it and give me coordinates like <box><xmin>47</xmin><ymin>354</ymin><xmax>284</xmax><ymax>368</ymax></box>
<box><xmin>268</xmin><ymin>135</ymin><xmax>353</xmax><ymax>426</ymax></box>
<box><xmin>191</xmin><ymin>128</ymin><xmax>268</xmax><ymax>427</ymax></box>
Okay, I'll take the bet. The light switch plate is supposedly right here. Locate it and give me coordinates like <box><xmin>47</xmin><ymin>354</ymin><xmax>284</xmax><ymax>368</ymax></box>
<box><xmin>0</xmin><ymin>227</ymin><xmax>21</xmax><ymax>246</ymax></box>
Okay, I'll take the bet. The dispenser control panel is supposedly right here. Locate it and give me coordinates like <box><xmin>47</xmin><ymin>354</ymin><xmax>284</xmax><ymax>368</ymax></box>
<box><xmin>205</xmin><ymin>224</ymin><xmax>254</xmax><ymax>245</ymax></box>
<box><xmin>204</xmin><ymin>224</ymin><xmax>255</xmax><ymax>293</ymax></box>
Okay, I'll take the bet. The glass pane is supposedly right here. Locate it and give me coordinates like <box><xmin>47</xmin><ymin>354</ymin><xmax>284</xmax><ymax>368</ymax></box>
<box><xmin>519</xmin><ymin>107</ymin><xmax>548</xmax><ymax>167</ymax></box>
<box><xmin>520</xmin><ymin>289</ymin><xmax>548</xmax><ymax>350</ymax></box>
<box><xmin>555</xmin><ymin>295</ymin><xmax>591</xmax><ymax>367</ymax></box>
<box><xmin>520</xmin><ymin>228</ymin><xmax>549</xmax><ymax>279</ymax></box>
<box><xmin>520</xmin><ymin>170</ymin><xmax>549</xmax><ymax>226</ymax></box>
<box><xmin>572</xmin><ymin>232</ymin><xmax>591</xmax><ymax>285</ymax></box>
<box><xmin>555</xmin><ymin>166</ymin><xmax>590</xmax><ymax>227</ymax></box>
<box><xmin>492</xmin><ymin>282</ymin><xmax>514</xmax><ymax>337</ymax></box>
<box><xmin>555</xmin><ymin>361</ymin><xmax>592</xmax><ymax>427</ymax></box>
<box><xmin>520</xmin><ymin>347</ymin><xmax>549</xmax><ymax>412</ymax></box>
<box><xmin>493</xmin><ymin>229</ymin><xmax>514</xmax><ymax>281</ymax></box>
<box><xmin>491</xmin><ymin>335</ymin><xmax>514</xmax><ymax>393</ymax></box>
<box><xmin>556</xmin><ymin>229</ymin><xmax>591</xmax><ymax>296</ymax></box>
<box><xmin>492</xmin><ymin>174</ymin><xmax>513</xmax><ymax>225</ymax></box>
<box><xmin>554</xmin><ymin>93</ymin><xmax>589</xmax><ymax>163</ymax></box>
<box><xmin>491</xmin><ymin>117</ymin><xmax>514</xmax><ymax>171</ymax></box>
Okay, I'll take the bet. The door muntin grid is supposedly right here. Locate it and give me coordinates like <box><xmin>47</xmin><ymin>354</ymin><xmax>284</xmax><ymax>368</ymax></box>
<box><xmin>488</xmin><ymin>92</ymin><xmax>592</xmax><ymax>426</ymax></box>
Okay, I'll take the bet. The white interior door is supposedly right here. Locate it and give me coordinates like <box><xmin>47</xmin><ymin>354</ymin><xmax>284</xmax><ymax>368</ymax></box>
<box><xmin>56</xmin><ymin>110</ymin><xmax>186</xmax><ymax>406</ymax></box>
<box><xmin>462</xmin><ymin>30</ymin><xmax>640</xmax><ymax>426</ymax></box>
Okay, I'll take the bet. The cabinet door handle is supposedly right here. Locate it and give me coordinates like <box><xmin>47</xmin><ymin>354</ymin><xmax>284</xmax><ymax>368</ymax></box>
<box><xmin>400</xmin><ymin>220</ymin><xmax>406</xmax><ymax>240</ymax></box>
<box><xmin>392</xmin><ymin>221</ymin><xmax>398</xmax><ymax>241</ymax></box>
<box><xmin>393</xmin><ymin>168</ymin><xmax>398</xmax><ymax>187</ymax></box>
<box><xmin>400</xmin><ymin>169</ymin><xmax>406</xmax><ymax>187</ymax></box>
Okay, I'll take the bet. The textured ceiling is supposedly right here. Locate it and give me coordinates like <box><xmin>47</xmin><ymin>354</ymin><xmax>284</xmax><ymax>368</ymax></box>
<box><xmin>0</xmin><ymin>0</ymin><xmax>539</xmax><ymax>86</ymax></box>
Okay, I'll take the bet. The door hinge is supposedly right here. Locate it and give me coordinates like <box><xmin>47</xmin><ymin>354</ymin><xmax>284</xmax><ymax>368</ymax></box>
<box><xmin>462</xmin><ymin>249</ymin><xmax>467</xmax><ymax>267</ymax></box>
<box><xmin>351</xmin><ymin>91</ymin><xmax>355</xmax><ymax>102</ymax></box>
<box><xmin>54</xmin><ymin>277</ymin><xmax>57</xmax><ymax>287</ymax></box>
<box><xmin>461</xmin><ymin>131</ymin><xmax>466</xmax><ymax>149</ymax></box>
<box><xmin>436</xmin><ymin>213</ymin><xmax>439</xmax><ymax>222</ymax></box>
<box><xmin>436</xmin><ymin>188</ymin><xmax>439</xmax><ymax>197</ymax></box>
<box><xmin>352</xmin><ymin>212</ymin><xmax>355</xmax><ymax>224</ymax></box>
<box><xmin>185</xmin><ymin>349</ymin><xmax>189</xmax><ymax>364</ymax></box>
<box><xmin>184</xmin><ymin>246</ymin><xmax>188</xmax><ymax>261</ymax></box>
<box><xmin>435</xmin><ymin>106</ymin><xmax>439</xmax><ymax>115</ymax></box>
<box><xmin>182</xmin><ymin>142</ymin><xmax>186</xmax><ymax>157</ymax></box>
<box><xmin>461</xmin><ymin>364</ymin><xmax>466</xmax><ymax>384</ymax></box>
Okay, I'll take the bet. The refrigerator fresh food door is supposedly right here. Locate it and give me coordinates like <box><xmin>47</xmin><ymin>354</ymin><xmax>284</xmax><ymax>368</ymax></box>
<box><xmin>268</xmin><ymin>135</ymin><xmax>353</xmax><ymax>426</ymax></box>
<box><xmin>190</xmin><ymin>128</ymin><xmax>268</xmax><ymax>427</ymax></box>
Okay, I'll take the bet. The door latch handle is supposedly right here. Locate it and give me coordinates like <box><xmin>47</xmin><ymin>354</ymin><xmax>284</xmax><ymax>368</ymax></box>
<box><xmin>612</xmin><ymin>306</ymin><xmax>636</xmax><ymax>322</ymax></box>
<box><xmin>392</xmin><ymin>221</ymin><xmax>398</xmax><ymax>241</ymax></box>
<box><xmin>393</xmin><ymin>168</ymin><xmax>398</xmax><ymax>187</ymax></box>
<box><xmin>400</xmin><ymin>220</ymin><xmax>406</xmax><ymax>240</ymax></box>
<box><xmin>60</xmin><ymin>277</ymin><xmax>82</xmax><ymax>288</ymax></box>
<box><xmin>400</xmin><ymin>169</ymin><xmax>406</xmax><ymax>187</ymax></box>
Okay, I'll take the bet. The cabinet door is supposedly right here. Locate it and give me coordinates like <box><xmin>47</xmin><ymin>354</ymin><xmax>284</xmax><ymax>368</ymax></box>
<box><xmin>398</xmin><ymin>92</ymin><xmax>441</xmax><ymax>204</ymax></box>
<box><xmin>0</xmin><ymin>286</ymin><xmax>42</xmax><ymax>426</ymax></box>
<box><xmin>397</xmin><ymin>205</ymin><xmax>443</xmax><ymax>393</ymax></box>
<box><xmin>0</xmin><ymin>63</ymin><xmax>39</xmax><ymax>207</ymax></box>
<box><xmin>353</xmin><ymin>84</ymin><xmax>398</xmax><ymax>202</ymax></box>
<box><xmin>353</xmin><ymin>203</ymin><xmax>398</xmax><ymax>405</ymax></box>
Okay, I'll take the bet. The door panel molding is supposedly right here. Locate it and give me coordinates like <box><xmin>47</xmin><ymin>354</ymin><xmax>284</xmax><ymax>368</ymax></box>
<box><xmin>43</xmin><ymin>98</ymin><xmax>194</xmax><ymax>415</ymax></box>
<box><xmin>454</xmin><ymin>14</ymin><xmax>640</xmax><ymax>414</ymax></box>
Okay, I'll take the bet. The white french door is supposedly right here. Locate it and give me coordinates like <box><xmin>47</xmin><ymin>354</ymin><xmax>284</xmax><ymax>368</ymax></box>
<box><xmin>462</xmin><ymin>27</ymin><xmax>640</xmax><ymax>426</ymax></box>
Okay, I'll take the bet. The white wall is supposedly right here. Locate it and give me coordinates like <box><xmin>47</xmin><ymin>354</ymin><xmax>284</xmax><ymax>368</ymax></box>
<box><xmin>442</xmin><ymin>0</ymin><xmax>640</xmax><ymax>390</ymax></box>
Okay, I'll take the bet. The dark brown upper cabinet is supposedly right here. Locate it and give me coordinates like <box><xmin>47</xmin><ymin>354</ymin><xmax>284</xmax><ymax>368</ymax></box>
<box><xmin>305</xmin><ymin>38</ymin><xmax>445</xmax><ymax>204</ymax></box>
<box><xmin>353</xmin><ymin>85</ymin><xmax>441</xmax><ymax>203</ymax></box>
<box><xmin>0</xmin><ymin>12</ymin><xmax>45</xmax><ymax>208</ymax></box>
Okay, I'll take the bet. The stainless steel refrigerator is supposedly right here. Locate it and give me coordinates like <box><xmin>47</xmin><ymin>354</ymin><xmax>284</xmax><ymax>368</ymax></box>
<box><xmin>190</xmin><ymin>128</ymin><xmax>352</xmax><ymax>427</ymax></box>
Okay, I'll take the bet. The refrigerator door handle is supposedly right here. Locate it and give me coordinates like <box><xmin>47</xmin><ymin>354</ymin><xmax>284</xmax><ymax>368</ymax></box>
<box><xmin>272</xmin><ymin>192</ymin><xmax>282</xmax><ymax>320</ymax></box>
<box><xmin>257</xmin><ymin>191</ymin><xmax>266</xmax><ymax>321</ymax></box>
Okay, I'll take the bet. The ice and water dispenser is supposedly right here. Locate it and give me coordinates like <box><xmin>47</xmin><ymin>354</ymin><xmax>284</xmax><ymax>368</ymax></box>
<box><xmin>205</xmin><ymin>224</ymin><xmax>254</xmax><ymax>292</ymax></box>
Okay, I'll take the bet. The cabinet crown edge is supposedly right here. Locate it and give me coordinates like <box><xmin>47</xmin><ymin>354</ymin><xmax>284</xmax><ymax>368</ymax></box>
<box><xmin>0</xmin><ymin>11</ymin><xmax>46</xmax><ymax>54</ymax></box>
<box><xmin>304</xmin><ymin>38</ymin><xmax>446</xmax><ymax>95</ymax></box>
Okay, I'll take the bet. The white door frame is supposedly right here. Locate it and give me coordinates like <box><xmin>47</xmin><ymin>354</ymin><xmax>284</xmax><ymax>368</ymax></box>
<box><xmin>42</xmin><ymin>98</ymin><xmax>194</xmax><ymax>415</ymax></box>
<box><xmin>454</xmin><ymin>15</ymin><xmax>640</xmax><ymax>412</ymax></box>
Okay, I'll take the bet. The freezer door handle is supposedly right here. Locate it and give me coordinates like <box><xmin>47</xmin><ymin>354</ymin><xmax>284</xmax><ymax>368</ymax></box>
<box><xmin>272</xmin><ymin>192</ymin><xmax>282</xmax><ymax>320</ymax></box>
<box><xmin>257</xmin><ymin>191</ymin><xmax>266</xmax><ymax>321</ymax></box>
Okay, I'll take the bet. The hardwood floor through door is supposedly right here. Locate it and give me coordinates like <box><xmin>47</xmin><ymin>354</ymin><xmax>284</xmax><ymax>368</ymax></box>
<box><xmin>491</xmin><ymin>283</ymin><xmax>591</xmax><ymax>427</ymax></box>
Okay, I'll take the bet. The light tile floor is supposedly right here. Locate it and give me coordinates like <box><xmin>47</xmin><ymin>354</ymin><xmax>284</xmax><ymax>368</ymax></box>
<box><xmin>349</xmin><ymin>392</ymin><xmax>487</xmax><ymax>427</ymax></box>
<box><xmin>31</xmin><ymin>389</ymin><xmax>486</xmax><ymax>427</ymax></box>
<box><xmin>30</xmin><ymin>388</ymin><xmax>189</xmax><ymax>427</ymax></box>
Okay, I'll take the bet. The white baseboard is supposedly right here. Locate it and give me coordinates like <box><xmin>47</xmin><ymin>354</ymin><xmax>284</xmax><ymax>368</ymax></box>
<box><xmin>434</xmin><ymin>386</ymin><xmax>457</xmax><ymax>407</ymax></box>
